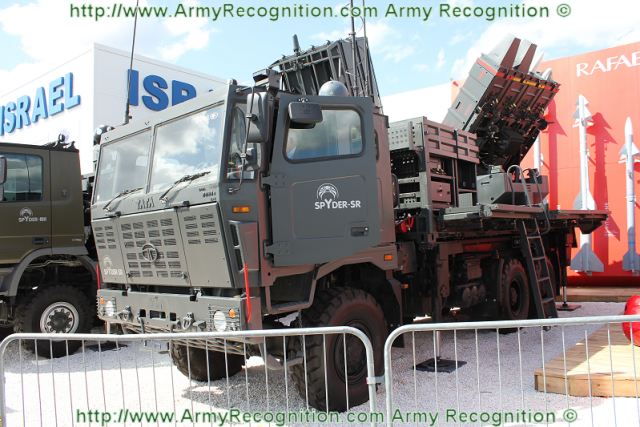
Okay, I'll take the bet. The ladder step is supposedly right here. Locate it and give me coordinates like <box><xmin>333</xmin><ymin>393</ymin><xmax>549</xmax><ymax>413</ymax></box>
<box><xmin>542</xmin><ymin>297</ymin><xmax>556</xmax><ymax>304</ymax></box>
<box><xmin>532</xmin><ymin>256</ymin><xmax>546</xmax><ymax>262</ymax></box>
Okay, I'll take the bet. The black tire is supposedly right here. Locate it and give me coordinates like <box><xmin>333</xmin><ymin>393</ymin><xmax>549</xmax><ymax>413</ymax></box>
<box><xmin>169</xmin><ymin>343</ymin><xmax>244</xmax><ymax>381</ymax></box>
<box><xmin>291</xmin><ymin>287</ymin><xmax>387</xmax><ymax>412</ymax></box>
<box><xmin>500</xmin><ymin>259</ymin><xmax>530</xmax><ymax>321</ymax></box>
<box><xmin>14</xmin><ymin>285</ymin><xmax>92</xmax><ymax>358</ymax></box>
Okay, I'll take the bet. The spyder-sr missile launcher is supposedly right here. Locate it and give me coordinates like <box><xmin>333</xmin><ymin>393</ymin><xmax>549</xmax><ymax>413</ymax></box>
<box><xmin>444</xmin><ymin>36</ymin><xmax>557</xmax><ymax>171</ymax></box>
<box><xmin>94</xmin><ymin>33</ymin><xmax>607</xmax><ymax>413</ymax></box>
<box><xmin>390</xmin><ymin>36</ymin><xmax>560</xmax><ymax>216</ymax></box>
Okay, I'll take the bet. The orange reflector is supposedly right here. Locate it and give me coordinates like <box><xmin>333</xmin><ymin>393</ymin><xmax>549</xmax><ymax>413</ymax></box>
<box><xmin>384</xmin><ymin>254</ymin><xmax>393</xmax><ymax>261</ymax></box>
<box><xmin>99</xmin><ymin>297</ymin><xmax>105</xmax><ymax>305</ymax></box>
<box><xmin>232</xmin><ymin>206</ymin><xmax>251</xmax><ymax>213</ymax></box>
<box><xmin>401</xmin><ymin>283</ymin><xmax>409</xmax><ymax>290</ymax></box>
<box><xmin>228</xmin><ymin>309</ymin><xmax>237</xmax><ymax>319</ymax></box>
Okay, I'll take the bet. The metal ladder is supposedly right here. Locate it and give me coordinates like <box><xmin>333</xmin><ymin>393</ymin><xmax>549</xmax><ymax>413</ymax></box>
<box><xmin>517</xmin><ymin>219</ymin><xmax>558</xmax><ymax>319</ymax></box>
<box><xmin>506</xmin><ymin>165</ymin><xmax>558</xmax><ymax>319</ymax></box>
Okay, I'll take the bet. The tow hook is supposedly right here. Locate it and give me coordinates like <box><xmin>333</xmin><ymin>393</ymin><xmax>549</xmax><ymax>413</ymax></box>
<box><xmin>181</xmin><ymin>312</ymin><xmax>195</xmax><ymax>330</ymax></box>
<box><xmin>117</xmin><ymin>306</ymin><xmax>132</xmax><ymax>321</ymax></box>
<box><xmin>137</xmin><ymin>315</ymin><xmax>147</xmax><ymax>346</ymax></box>
<box><xmin>193</xmin><ymin>320</ymin><xmax>207</xmax><ymax>330</ymax></box>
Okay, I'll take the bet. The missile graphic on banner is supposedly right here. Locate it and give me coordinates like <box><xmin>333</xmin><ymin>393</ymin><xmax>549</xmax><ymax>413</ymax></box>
<box><xmin>572</xmin><ymin>94</ymin><xmax>596</xmax><ymax>210</ymax></box>
<box><xmin>570</xmin><ymin>94</ymin><xmax>604</xmax><ymax>274</ymax></box>
<box><xmin>532</xmin><ymin>72</ymin><xmax>552</xmax><ymax>174</ymax></box>
<box><xmin>532</xmin><ymin>73</ymin><xmax>552</xmax><ymax>173</ymax></box>
<box><xmin>620</xmin><ymin>117</ymin><xmax>640</xmax><ymax>275</ymax></box>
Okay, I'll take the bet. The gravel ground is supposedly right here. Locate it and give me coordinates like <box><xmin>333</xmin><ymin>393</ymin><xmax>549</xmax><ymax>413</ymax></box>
<box><xmin>0</xmin><ymin>302</ymin><xmax>635</xmax><ymax>426</ymax></box>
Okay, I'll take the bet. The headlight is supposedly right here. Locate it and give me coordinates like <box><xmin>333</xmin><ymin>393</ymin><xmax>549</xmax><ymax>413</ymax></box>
<box><xmin>104</xmin><ymin>300</ymin><xmax>116</xmax><ymax>317</ymax></box>
<box><xmin>213</xmin><ymin>311</ymin><xmax>227</xmax><ymax>331</ymax></box>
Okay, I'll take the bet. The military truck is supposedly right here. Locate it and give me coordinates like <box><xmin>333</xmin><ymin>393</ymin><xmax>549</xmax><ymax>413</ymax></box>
<box><xmin>93</xmin><ymin>36</ymin><xmax>606</xmax><ymax>410</ymax></box>
<box><xmin>0</xmin><ymin>139</ymin><xmax>96</xmax><ymax>357</ymax></box>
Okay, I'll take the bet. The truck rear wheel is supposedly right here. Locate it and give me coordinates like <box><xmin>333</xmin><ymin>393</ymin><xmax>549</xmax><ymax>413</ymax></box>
<box><xmin>170</xmin><ymin>343</ymin><xmax>244</xmax><ymax>381</ymax></box>
<box><xmin>14</xmin><ymin>285</ymin><xmax>92</xmax><ymax>358</ymax></box>
<box><xmin>291</xmin><ymin>287</ymin><xmax>386</xmax><ymax>412</ymax></box>
<box><xmin>500</xmin><ymin>259</ymin><xmax>530</xmax><ymax>321</ymax></box>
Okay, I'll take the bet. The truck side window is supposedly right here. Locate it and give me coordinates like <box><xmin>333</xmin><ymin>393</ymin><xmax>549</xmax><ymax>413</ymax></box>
<box><xmin>286</xmin><ymin>109</ymin><xmax>362</xmax><ymax>161</ymax></box>
<box><xmin>0</xmin><ymin>154</ymin><xmax>43</xmax><ymax>202</ymax></box>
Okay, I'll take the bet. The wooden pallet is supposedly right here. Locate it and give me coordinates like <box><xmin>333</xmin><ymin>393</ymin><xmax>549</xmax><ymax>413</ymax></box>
<box><xmin>534</xmin><ymin>326</ymin><xmax>640</xmax><ymax>397</ymax></box>
<box><xmin>557</xmin><ymin>286</ymin><xmax>638</xmax><ymax>303</ymax></box>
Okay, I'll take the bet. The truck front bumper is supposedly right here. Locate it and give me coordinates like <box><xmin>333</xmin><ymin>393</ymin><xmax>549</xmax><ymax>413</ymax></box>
<box><xmin>97</xmin><ymin>289</ymin><xmax>262</xmax><ymax>334</ymax></box>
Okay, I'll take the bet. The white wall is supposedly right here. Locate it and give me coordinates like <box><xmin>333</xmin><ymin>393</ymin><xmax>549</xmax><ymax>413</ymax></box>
<box><xmin>89</xmin><ymin>44</ymin><xmax>227</xmax><ymax>173</ymax></box>
<box><xmin>2</xmin><ymin>42</ymin><xmax>456</xmax><ymax>174</ymax></box>
<box><xmin>382</xmin><ymin>82</ymin><xmax>453</xmax><ymax>123</ymax></box>
<box><xmin>1</xmin><ymin>44</ymin><xmax>227</xmax><ymax>174</ymax></box>
<box><xmin>0</xmin><ymin>49</ymin><xmax>94</xmax><ymax>160</ymax></box>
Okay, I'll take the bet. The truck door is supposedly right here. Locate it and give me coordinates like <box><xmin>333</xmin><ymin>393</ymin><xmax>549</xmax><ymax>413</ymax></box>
<box><xmin>265</xmin><ymin>95</ymin><xmax>380</xmax><ymax>266</ymax></box>
<box><xmin>0</xmin><ymin>148</ymin><xmax>51</xmax><ymax>263</ymax></box>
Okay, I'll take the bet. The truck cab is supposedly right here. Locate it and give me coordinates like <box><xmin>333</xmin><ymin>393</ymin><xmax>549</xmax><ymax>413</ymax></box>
<box><xmin>94</xmin><ymin>78</ymin><xmax>393</xmax><ymax>317</ymax></box>
<box><xmin>93</xmin><ymin>75</ymin><xmax>398</xmax><ymax>410</ymax></box>
<box><xmin>0</xmin><ymin>141</ymin><xmax>96</xmax><ymax>357</ymax></box>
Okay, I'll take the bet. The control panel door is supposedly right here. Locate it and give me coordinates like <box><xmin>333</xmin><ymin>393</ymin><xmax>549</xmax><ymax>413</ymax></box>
<box><xmin>0</xmin><ymin>149</ymin><xmax>52</xmax><ymax>263</ymax></box>
<box><xmin>264</xmin><ymin>95</ymin><xmax>380</xmax><ymax>266</ymax></box>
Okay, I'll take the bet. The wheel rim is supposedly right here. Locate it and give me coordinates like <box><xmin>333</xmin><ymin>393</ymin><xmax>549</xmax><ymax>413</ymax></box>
<box><xmin>509</xmin><ymin>279</ymin><xmax>525</xmax><ymax>314</ymax></box>
<box><xmin>334</xmin><ymin>320</ymin><xmax>369</xmax><ymax>384</ymax></box>
<box><xmin>39</xmin><ymin>302</ymin><xmax>80</xmax><ymax>334</ymax></box>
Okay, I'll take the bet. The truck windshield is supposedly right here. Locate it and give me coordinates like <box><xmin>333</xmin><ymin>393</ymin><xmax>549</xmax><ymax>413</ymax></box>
<box><xmin>94</xmin><ymin>130</ymin><xmax>151</xmax><ymax>203</ymax></box>
<box><xmin>149</xmin><ymin>104</ymin><xmax>225</xmax><ymax>192</ymax></box>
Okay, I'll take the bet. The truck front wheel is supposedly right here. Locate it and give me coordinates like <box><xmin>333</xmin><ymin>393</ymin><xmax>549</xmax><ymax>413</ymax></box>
<box><xmin>500</xmin><ymin>258</ymin><xmax>530</xmax><ymax>321</ymax></box>
<box><xmin>169</xmin><ymin>343</ymin><xmax>244</xmax><ymax>381</ymax></box>
<box><xmin>292</xmin><ymin>287</ymin><xmax>387</xmax><ymax>412</ymax></box>
<box><xmin>14</xmin><ymin>285</ymin><xmax>92</xmax><ymax>358</ymax></box>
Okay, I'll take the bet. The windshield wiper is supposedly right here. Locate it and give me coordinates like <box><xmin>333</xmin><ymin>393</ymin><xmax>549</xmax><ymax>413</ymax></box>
<box><xmin>103</xmin><ymin>187</ymin><xmax>143</xmax><ymax>211</ymax></box>
<box><xmin>159</xmin><ymin>171</ymin><xmax>210</xmax><ymax>204</ymax></box>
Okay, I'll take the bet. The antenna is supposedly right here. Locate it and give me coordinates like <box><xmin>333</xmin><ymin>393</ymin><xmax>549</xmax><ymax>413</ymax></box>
<box><xmin>123</xmin><ymin>0</ymin><xmax>140</xmax><ymax>125</ymax></box>
<box><xmin>349</xmin><ymin>0</ymin><xmax>358</xmax><ymax>96</ymax></box>
<box><xmin>361</xmin><ymin>0</ymin><xmax>371</xmax><ymax>98</ymax></box>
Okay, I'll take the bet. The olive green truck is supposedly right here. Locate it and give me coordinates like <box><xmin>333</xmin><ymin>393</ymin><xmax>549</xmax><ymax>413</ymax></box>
<box><xmin>93</xmin><ymin>36</ymin><xmax>606</xmax><ymax>411</ymax></box>
<box><xmin>0</xmin><ymin>140</ymin><xmax>96</xmax><ymax>357</ymax></box>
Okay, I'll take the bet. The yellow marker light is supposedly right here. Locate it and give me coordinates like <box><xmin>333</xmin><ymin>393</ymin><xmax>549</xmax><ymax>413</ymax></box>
<box><xmin>228</xmin><ymin>309</ymin><xmax>237</xmax><ymax>319</ymax></box>
<box><xmin>384</xmin><ymin>254</ymin><xmax>394</xmax><ymax>261</ymax></box>
<box><xmin>232</xmin><ymin>206</ymin><xmax>251</xmax><ymax>213</ymax></box>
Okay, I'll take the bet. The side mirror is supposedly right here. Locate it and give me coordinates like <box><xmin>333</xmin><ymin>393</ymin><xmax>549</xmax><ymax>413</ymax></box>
<box><xmin>246</xmin><ymin>92</ymin><xmax>272</xmax><ymax>143</ymax></box>
<box><xmin>245</xmin><ymin>146</ymin><xmax>258</xmax><ymax>166</ymax></box>
<box><xmin>0</xmin><ymin>156</ymin><xmax>6</xmax><ymax>185</ymax></box>
<box><xmin>288</xmin><ymin>102</ymin><xmax>323</xmax><ymax>128</ymax></box>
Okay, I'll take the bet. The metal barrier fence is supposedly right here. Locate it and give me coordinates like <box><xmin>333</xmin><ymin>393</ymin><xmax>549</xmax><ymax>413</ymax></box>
<box><xmin>0</xmin><ymin>326</ymin><xmax>377</xmax><ymax>427</ymax></box>
<box><xmin>3</xmin><ymin>315</ymin><xmax>640</xmax><ymax>426</ymax></box>
<box><xmin>384</xmin><ymin>314</ymin><xmax>640</xmax><ymax>427</ymax></box>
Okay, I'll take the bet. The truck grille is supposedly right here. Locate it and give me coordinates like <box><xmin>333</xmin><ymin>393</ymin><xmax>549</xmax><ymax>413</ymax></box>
<box><xmin>182</xmin><ymin>213</ymin><xmax>219</xmax><ymax>245</ymax></box>
<box><xmin>94</xmin><ymin>225</ymin><xmax>118</xmax><ymax>250</ymax></box>
<box><xmin>94</xmin><ymin>203</ymin><xmax>232</xmax><ymax>288</ymax></box>
<box><xmin>119</xmin><ymin>213</ymin><xmax>188</xmax><ymax>285</ymax></box>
